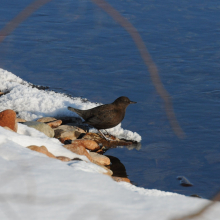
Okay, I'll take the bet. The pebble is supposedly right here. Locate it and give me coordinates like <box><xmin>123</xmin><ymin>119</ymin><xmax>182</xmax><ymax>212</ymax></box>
<box><xmin>71</xmin><ymin>140</ymin><xmax>100</xmax><ymax>151</ymax></box>
<box><xmin>112</xmin><ymin>176</ymin><xmax>131</xmax><ymax>183</ymax></box>
<box><xmin>54</xmin><ymin>125</ymin><xmax>85</xmax><ymax>141</ymax></box>
<box><xmin>0</xmin><ymin>109</ymin><xmax>17</xmax><ymax>132</ymax></box>
<box><xmin>37</xmin><ymin>117</ymin><xmax>57</xmax><ymax>123</ymax></box>
<box><xmin>177</xmin><ymin>176</ymin><xmax>193</xmax><ymax>187</ymax></box>
<box><xmin>89</xmin><ymin>152</ymin><xmax>111</xmax><ymax>166</ymax></box>
<box><xmin>56</xmin><ymin>156</ymin><xmax>71</xmax><ymax>162</ymax></box>
<box><xmin>47</xmin><ymin>120</ymin><xmax>62</xmax><ymax>128</ymax></box>
<box><xmin>92</xmin><ymin>161</ymin><xmax>113</xmax><ymax>176</ymax></box>
<box><xmin>23</xmin><ymin>121</ymin><xmax>54</xmax><ymax>138</ymax></box>
<box><xmin>27</xmin><ymin>145</ymin><xmax>56</xmax><ymax>158</ymax></box>
<box><xmin>63</xmin><ymin>144</ymin><xmax>93</xmax><ymax>161</ymax></box>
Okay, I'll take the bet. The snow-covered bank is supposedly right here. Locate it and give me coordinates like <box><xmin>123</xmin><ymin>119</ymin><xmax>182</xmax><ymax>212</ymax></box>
<box><xmin>0</xmin><ymin>126</ymin><xmax>220</xmax><ymax>220</ymax></box>
<box><xmin>0</xmin><ymin>68</ymin><xmax>141</xmax><ymax>142</ymax></box>
<box><xmin>1</xmin><ymin>68</ymin><xmax>220</xmax><ymax>220</ymax></box>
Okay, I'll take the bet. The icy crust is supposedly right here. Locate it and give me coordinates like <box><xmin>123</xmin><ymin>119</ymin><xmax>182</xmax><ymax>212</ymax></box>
<box><xmin>0</xmin><ymin>68</ymin><xmax>141</xmax><ymax>142</ymax></box>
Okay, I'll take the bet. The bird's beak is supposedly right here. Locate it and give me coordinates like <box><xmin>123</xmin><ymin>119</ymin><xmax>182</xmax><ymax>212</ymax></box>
<box><xmin>130</xmin><ymin>101</ymin><xmax>137</xmax><ymax>104</ymax></box>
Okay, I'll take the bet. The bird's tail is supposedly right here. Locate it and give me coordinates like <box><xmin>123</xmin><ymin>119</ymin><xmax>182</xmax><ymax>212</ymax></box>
<box><xmin>68</xmin><ymin>106</ymin><xmax>84</xmax><ymax>117</ymax></box>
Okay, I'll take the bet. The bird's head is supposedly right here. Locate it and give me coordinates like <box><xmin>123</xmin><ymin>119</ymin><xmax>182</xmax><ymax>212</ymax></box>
<box><xmin>113</xmin><ymin>96</ymin><xmax>137</xmax><ymax>108</ymax></box>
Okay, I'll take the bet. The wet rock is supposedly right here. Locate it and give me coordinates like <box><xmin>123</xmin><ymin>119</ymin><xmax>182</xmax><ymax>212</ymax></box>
<box><xmin>37</xmin><ymin>117</ymin><xmax>57</xmax><ymax>123</ymax></box>
<box><xmin>190</xmin><ymin>194</ymin><xmax>202</xmax><ymax>198</ymax></box>
<box><xmin>63</xmin><ymin>144</ymin><xmax>92</xmax><ymax>161</ymax></box>
<box><xmin>92</xmin><ymin>161</ymin><xmax>113</xmax><ymax>176</ymax></box>
<box><xmin>16</xmin><ymin>118</ymin><xmax>26</xmax><ymax>123</ymax></box>
<box><xmin>112</xmin><ymin>176</ymin><xmax>131</xmax><ymax>183</ymax></box>
<box><xmin>47</xmin><ymin>120</ymin><xmax>62</xmax><ymax>128</ymax></box>
<box><xmin>23</xmin><ymin>121</ymin><xmax>54</xmax><ymax>138</ymax></box>
<box><xmin>89</xmin><ymin>152</ymin><xmax>111</xmax><ymax>166</ymax></box>
<box><xmin>0</xmin><ymin>109</ymin><xmax>17</xmax><ymax>132</ymax></box>
<box><xmin>56</xmin><ymin>156</ymin><xmax>71</xmax><ymax>162</ymax></box>
<box><xmin>54</xmin><ymin>125</ymin><xmax>85</xmax><ymax>141</ymax></box>
<box><xmin>27</xmin><ymin>145</ymin><xmax>56</xmax><ymax>158</ymax></box>
<box><xmin>70</xmin><ymin>140</ymin><xmax>100</xmax><ymax>151</ymax></box>
<box><xmin>82</xmin><ymin>132</ymin><xmax>133</xmax><ymax>148</ymax></box>
<box><xmin>177</xmin><ymin>176</ymin><xmax>193</xmax><ymax>187</ymax></box>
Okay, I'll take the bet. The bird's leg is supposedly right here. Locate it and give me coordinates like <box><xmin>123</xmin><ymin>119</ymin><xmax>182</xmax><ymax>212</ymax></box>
<box><xmin>98</xmin><ymin>130</ymin><xmax>112</xmax><ymax>141</ymax></box>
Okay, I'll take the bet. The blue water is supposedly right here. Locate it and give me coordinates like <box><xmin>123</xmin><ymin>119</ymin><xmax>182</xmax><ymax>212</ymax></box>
<box><xmin>1</xmin><ymin>0</ymin><xmax>220</xmax><ymax>198</ymax></box>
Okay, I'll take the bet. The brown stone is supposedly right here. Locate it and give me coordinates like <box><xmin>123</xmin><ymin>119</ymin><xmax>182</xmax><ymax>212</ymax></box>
<box><xmin>54</xmin><ymin>125</ymin><xmax>85</xmax><ymax>140</ymax></box>
<box><xmin>27</xmin><ymin>145</ymin><xmax>56</xmax><ymax>159</ymax></box>
<box><xmin>0</xmin><ymin>91</ymin><xmax>4</xmax><ymax>96</ymax></box>
<box><xmin>92</xmin><ymin>161</ymin><xmax>113</xmax><ymax>176</ymax></box>
<box><xmin>56</xmin><ymin>156</ymin><xmax>71</xmax><ymax>162</ymax></box>
<box><xmin>37</xmin><ymin>117</ymin><xmax>57</xmax><ymax>123</ymax></box>
<box><xmin>71</xmin><ymin>140</ymin><xmax>100</xmax><ymax>151</ymax></box>
<box><xmin>16</xmin><ymin>118</ymin><xmax>26</xmax><ymax>123</ymax></box>
<box><xmin>0</xmin><ymin>109</ymin><xmax>17</xmax><ymax>132</ymax></box>
<box><xmin>63</xmin><ymin>144</ymin><xmax>92</xmax><ymax>161</ymax></box>
<box><xmin>112</xmin><ymin>176</ymin><xmax>131</xmax><ymax>183</ymax></box>
<box><xmin>47</xmin><ymin>120</ymin><xmax>62</xmax><ymax>128</ymax></box>
<box><xmin>89</xmin><ymin>152</ymin><xmax>111</xmax><ymax>166</ymax></box>
<box><xmin>82</xmin><ymin>132</ymin><xmax>133</xmax><ymax>148</ymax></box>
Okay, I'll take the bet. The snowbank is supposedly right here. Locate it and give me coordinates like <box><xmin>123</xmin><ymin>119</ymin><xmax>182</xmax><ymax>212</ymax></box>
<box><xmin>0</xmin><ymin>68</ymin><xmax>141</xmax><ymax>142</ymax></box>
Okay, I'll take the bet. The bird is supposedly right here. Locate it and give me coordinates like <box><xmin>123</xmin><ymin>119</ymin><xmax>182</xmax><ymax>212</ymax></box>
<box><xmin>68</xmin><ymin>96</ymin><xmax>137</xmax><ymax>141</ymax></box>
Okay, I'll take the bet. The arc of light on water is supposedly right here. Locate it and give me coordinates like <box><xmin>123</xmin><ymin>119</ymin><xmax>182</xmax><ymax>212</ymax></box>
<box><xmin>91</xmin><ymin>0</ymin><xmax>185</xmax><ymax>138</ymax></box>
<box><xmin>0</xmin><ymin>0</ymin><xmax>185</xmax><ymax>138</ymax></box>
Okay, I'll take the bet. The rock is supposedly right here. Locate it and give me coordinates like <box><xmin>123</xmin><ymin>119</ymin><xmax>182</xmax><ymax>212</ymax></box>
<box><xmin>112</xmin><ymin>176</ymin><xmax>131</xmax><ymax>183</ymax></box>
<box><xmin>27</xmin><ymin>145</ymin><xmax>56</xmax><ymax>158</ymax></box>
<box><xmin>0</xmin><ymin>91</ymin><xmax>4</xmax><ymax>96</ymax></box>
<box><xmin>54</xmin><ymin>125</ymin><xmax>85</xmax><ymax>141</ymax></box>
<box><xmin>0</xmin><ymin>109</ymin><xmax>17</xmax><ymax>132</ymax></box>
<box><xmin>63</xmin><ymin>144</ymin><xmax>92</xmax><ymax>161</ymax></box>
<box><xmin>92</xmin><ymin>161</ymin><xmax>113</xmax><ymax>176</ymax></box>
<box><xmin>3</xmin><ymin>126</ymin><xmax>14</xmax><ymax>132</ymax></box>
<box><xmin>70</xmin><ymin>140</ymin><xmax>100</xmax><ymax>151</ymax></box>
<box><xmin>89</xmin><ymin>152</ymin><xmax>111</xmax><ymax>166</ymax></box>
<box><xmin>47</xmin><ymin>120</ymin><xmax>62</xmax><ymax>128</ymax></box>
<box><xmin>16</xmin><ymin>118</ymin><xmax>26</xmax><ymax>123</ymax></box>
<box><xmin>177</xmin><ymin>176</ymin><xmax>193</xmax><ymax>187</ymax></box>
<box><xmin>82</xmin><ymin>132</ymin><xmax>133</xmax><ymax>148</ymax></box>
<box><xmin>56</xmin><ymin>156</ymin><xmax>71</xmax><ymax>162</ymax></box>
<box><xmin>37</xmin><ymin>117</ymin><xmax>57</xmax><ymax>123</ymax></box>
<box><xmin>23</xmin><ymin>121</ymin><xmax>54</xmax><ymax>138</ymax></box>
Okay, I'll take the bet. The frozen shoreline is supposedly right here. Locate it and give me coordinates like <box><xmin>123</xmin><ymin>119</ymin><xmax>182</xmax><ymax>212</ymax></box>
<box><xmin>0</xmin><ymin>68</ymin><xmax>220</xmax><ymax>219</ymax></box>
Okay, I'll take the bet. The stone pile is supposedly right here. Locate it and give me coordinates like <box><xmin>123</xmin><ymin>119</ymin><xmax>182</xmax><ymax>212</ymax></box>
<box><xmin>0</xmin><ymin>109</ymin><xmax>132</xmax><ymax>183</ymax></box>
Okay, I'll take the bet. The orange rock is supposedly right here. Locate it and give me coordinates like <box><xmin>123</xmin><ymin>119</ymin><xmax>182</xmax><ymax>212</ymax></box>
<box><xmin>112</xmin><ymin>176</ymin><xmax>131</xmax><ymax>183</ymax></box>
<box><xmin>56</xmin><ymin>156</ymin><xmax>71</xmax><ymax>162</ymax></box>
<box><xmin>63</xmin><ymin>144</ymin><xmax>92</xmax><ymax>161</ymax></box>
<box><xmin>27</xmin><ymin>145</ymin><xmax>56</xmax><ymax>159</ymax></box>
<box><xmin>47</xmin><ymin>120</ymin><xmax>62</xmax><ymax>128</ymax></box>
<box><xmin>71</xmin><ymin>140</ymin><xmax>100</xmax><ymax>151</ymax></box>
<box><xmin>0</xmin><ymin>109</ymin><xmax>17</xmax><ymax>132</ymax></box>
<box><xmin>89</xmin><ymin>152</ymin><xmax>111</xmax><ymax>165</ymax></box>
<box><xmin>37</xmin><ymin>117</ymin><xmax>57</xmax><ymax>123</ymax></box>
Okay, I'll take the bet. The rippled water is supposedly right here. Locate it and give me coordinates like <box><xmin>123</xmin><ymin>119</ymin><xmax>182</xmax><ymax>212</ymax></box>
<box><xmin>1</xmin><ymin>0</ymin><xmax>220</xmax><ymax>198</ymax></box>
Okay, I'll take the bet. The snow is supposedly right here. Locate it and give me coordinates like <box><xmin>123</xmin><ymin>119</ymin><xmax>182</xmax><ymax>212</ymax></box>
<box><xmin>0</xmin><ymin>68</ymin><xmax>220</xmax><ymax>219</ymax></box>
<box><xmin>0</xmin><ymin>68</ymin><xmax>141</xmax><ymax>142</ymax></box>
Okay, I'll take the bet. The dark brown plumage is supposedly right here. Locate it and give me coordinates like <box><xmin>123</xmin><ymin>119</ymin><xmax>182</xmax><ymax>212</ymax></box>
<box><xmin>68</xmin><ymin>96</ymin><xmax>136</xmax><ymax>140</ymax></box>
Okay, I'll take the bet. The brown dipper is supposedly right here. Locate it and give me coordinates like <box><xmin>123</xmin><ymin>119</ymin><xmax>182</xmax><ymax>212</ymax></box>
<box><xmin>68</xmin><ymin>96</ymin><xmax>136</xmax><ymax>140</ymax></box>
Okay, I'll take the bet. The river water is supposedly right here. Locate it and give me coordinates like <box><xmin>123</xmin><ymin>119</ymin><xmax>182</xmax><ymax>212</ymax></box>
<box><xmin>1</xmin><ymin>0</ymin><xmax>220</xmax><ymax>198</ymax></box>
